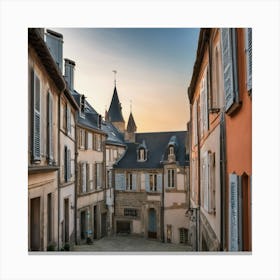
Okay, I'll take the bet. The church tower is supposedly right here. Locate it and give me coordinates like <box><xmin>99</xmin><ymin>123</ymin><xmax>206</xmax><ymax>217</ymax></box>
<box><xmin>107</xmin><ymin>72</ymin><xmax>125</xmax><ymax>132</ymax></box>
<box><xmin>125</xmin><ymin>111</ymin><xmax>137</xmax><ymax>142</ymax></box>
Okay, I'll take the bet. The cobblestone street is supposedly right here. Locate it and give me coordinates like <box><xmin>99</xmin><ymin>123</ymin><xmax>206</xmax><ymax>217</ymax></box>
<box><xmin>73</xmin><ymin>234</ymin><xmax>192</xmax><ymax>252</ymax></box>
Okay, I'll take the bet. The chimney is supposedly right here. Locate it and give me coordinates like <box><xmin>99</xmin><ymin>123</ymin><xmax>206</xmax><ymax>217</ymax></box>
<box><xmin>45</xmin><ymin>29</ymin><xmax>63</xmax><ymax>72</ymax></box>
<box><xmin>64</xmin><ymin>58</ymin><xmax>75</xmax><ymax>91</ymax></box>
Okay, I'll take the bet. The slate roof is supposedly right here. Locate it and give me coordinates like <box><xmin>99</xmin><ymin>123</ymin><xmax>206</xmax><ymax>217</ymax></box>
<box><xmin>71</xmin><ymin>90</ymin><xmax>104</xmax><ymax>132</ymax></box>
<box><xmin>102</xmin><ymin>121</ymin><xmax>126</xmax><ymax>147</ymax></box>
<box><xmin>114</xmin><ymin>131</ymin><xmax>189</xmax><ymax>169</ymax></box>
<box><xmin>127</xmin><ymin>112</ymin><xmax>137</xmax><ymax>132</ymax></box>
<box><xmin>108</xmin><ymin>86</ymin><xmax>125</xmax><ymax>122</ymax></box>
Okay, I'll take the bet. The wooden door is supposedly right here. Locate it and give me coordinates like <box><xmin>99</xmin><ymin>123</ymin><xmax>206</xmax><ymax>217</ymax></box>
<box><xmin>148</xmin><ymin>208</ymin><xmax>157</xmax><ymax>239</ymax></box>
<box><xmin>30</xmin><ymin>197</ymin><xmax>41</xmax><ymax>251</ymax></box>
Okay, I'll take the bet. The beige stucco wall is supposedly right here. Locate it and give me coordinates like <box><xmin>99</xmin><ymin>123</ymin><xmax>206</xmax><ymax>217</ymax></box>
<box><xmin>200</xmin><ymin>124</ymin><xmax>221</xmax><ymax>243</ymax></box>
<box><xmin>28</xmin><ymin>171</ymin><xmax>58</xmax><ymax>251</ymax></box>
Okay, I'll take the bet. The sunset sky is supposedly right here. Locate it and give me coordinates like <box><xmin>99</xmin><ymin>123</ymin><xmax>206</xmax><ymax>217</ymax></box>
<box><xmin>52</xmin><ymin>28</ymin><xmax>199</xmax><ymax>132</ymax></box>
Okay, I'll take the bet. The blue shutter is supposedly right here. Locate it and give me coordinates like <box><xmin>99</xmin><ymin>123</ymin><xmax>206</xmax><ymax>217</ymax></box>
<box><xmin>145</xmin><ymin>174</ymin><xmax>150</xmax><ymax>192</ymax></box>
<box><xmin>229</xmin><ymin>173</ymin><xmax>238</xmax><ymax>251</ymax></box>
<box><xmin>132</xmin><ymin>174</ymin><xmax>137</xmax><ymax>191</ymax></box>
<box><xmin>82</xmin><ymin>162</ymin><xmax>86</xmax><ymax>193</ymax></box>
<box><xmin>245</xmin><ymin>28</ymin><xmax>252</xmax><ymax>91</ymax></box>
<box><xmin>115</xmin><ymin>173</ymin><xmax>125</xmax><ymax>191</ymax></box>
<box><xmin>32</xmin><ymin>71</ymin><xmax>41</xmax><ymax>161</ymax></box>
<box><xmin>221</xmin><ymin>28</ymin><xmax>234</xmax><ymax>111</ymax></box>
<box><xmin>157</xmin><ymin>174</ymin><xmax>162</xmax><ymax>193</ymax></box>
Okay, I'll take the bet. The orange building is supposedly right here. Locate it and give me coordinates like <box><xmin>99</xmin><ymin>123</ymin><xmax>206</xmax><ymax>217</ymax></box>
<box><xmin>223</xmin><ymin>28</ymin><xmax>252</xmax><ymax>251</ymax></box>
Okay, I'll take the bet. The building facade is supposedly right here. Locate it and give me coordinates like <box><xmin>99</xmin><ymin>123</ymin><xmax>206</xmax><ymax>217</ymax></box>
<box><xmin>28</xmin><ymin>28</ymin><xmax>65</xmax><ymax>251</ymax></box>
<box><xmin>187</xmin><ymin>28</ymin><xmax>252</xmax><ymax>251</ymax></box>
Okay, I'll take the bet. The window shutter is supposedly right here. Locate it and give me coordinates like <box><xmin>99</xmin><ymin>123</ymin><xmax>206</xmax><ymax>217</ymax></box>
<box><xmin>67</xmin><ymin>148</ymin><xmax>71</xmax><ymax>181</ymax></box>
<box><xmin>204</xmin><ymin>153</ymin><xmax>209</xmax><ymax>211</ymax></box>
<box><xmin>238</xmin><ymin>176</ymin><xmax>243</xmax><ymax>250</ymax></box>
<box><xmin>204</xmin><ymin>70</ymin><xmax>209</xmax><ymax>133</ymax></box>
<box><xmin>108</xmin><ymin>170</ymin><xmax>112</xmax><ymax>189</ymax></box>
<box><xmin>85</xmin><ymin>131</ymin><xmax>88</xmax><ymax>150</ymax></box>
<box><xmin>32</xmin><ymin>70</ymin><xmax>41</xmax><ymax>161</ymax></box>
<box><xmin>193</xmin><ymin>101</ymin><xmax>198</xmax><ymax>145</ymax></box>
<box><xmin>82</xmin><ymin>162</ymin><xmax>86</xmax><ymax>193</ymax></box>
<box><xmin>67</xmin><ymin>105</ymin><xmax>71</xmax><ymax>135</ymax></box>
<box><xmin>145</xmin><ymin>174</ymin><xmax>150</xmax><ymax>192</ymax></box>
<box><xmin>92</xmin><ymin>163</ymin><xmax>96</xmax><ymax>190</ymax></box>
<box><xmin>208</xmin><ymin>152</ymin><xmax>215</xmax><ymax>213</ymax></box>
<box><xmin>86</xmin><ymin>163</ymin><xmax>89</xmax><ymax>192</ymax></box>
<box><xmin>245</xmin><ymin>28</ymin><xmax>252</xmax><ymax>91</ymax></box>
<box><xmin>47</xmin><ymin>92</ymin><xmax>53</xmax><ymax>162</ymax></box>
<box><xmin>157</xmin><ymin>174</ymin><xmax>162</xmax><ymax>193</ymax></box>
<box><xmin>221</xmin><ymin>28</ymin><xmax>235</xmax><ymax>111</ymax></box>
<box><xmin>132</xmin><ymin>173</ymin><xmax>137</xmax><ymax>191</ymax></box>
<box><xmin>199</xmin><ymin>88</ymin><xmax>204</xmax><ymax>137</ymax></box>
<box><xmin>115</xmin><ymin>173</ymin><xmax>125</xmax><ymax>191</ymax></box>
<box><xmin>89</xmin><ymin>163</ymin><xmax>93</xmax><ymax>190</ymax></box>
<box><xmin>229</xmin><ymin>173</ymin><xmax>239</xmax><ymax>251</ymax></box>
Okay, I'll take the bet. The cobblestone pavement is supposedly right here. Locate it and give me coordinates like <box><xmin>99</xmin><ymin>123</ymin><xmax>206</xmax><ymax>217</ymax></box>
<box><xmin>73</xmin><ymin>234</ymin><xmax>192</xmax><ymax>252</ymax></box>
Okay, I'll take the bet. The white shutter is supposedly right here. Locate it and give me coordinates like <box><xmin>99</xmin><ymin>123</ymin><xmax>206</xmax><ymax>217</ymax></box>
<box><xmin>82</xmin><ymin>162</ymin><xmax>86</xmax><ymax>193</ymax></box>
<box><xmin>32</xmin><ymin>71</ymin><xmax>41</xmax><ymax>161</ymax></box>
<box><xmin>67</xmin><ymin>148</ymin><xmax>71</xmax><ymax>181</ymax></box>
<box><xmin>193</xmin><ymin>101</ymin><xmax>197</xmax><ymax>145</ymax></box>
<box><xmin>229</xmin><ymin>173</ymin><xmax>239</xmax><ymax>251</ymax></box>
<box><xmin>208</xmin><ymin>152</ymin><xmax>215</xmax><ymax>213</ymax></box>
<box><xmin>132</xmin><ymin>173</ymin><xmax>137</xmax><ymax>191</ymax></box>
<box><xmin>245</xmin><ymin>28</ymin><xmax>252</xmax><ymax>91</ymax></box>
<box><xmin>89</xmin><ymin>163</ymin><xmax>93</xmax><ymax>190</ymax></box>
<box><xmin>203</xmin><ymin>152</ymin><xmax>209</xmax><ymax>211</ymax></box>
<box><xmin>221</xmin><ymin>28</ymin><xmax>234</xmax><ymax>111</ymax></box>
<box><xmin>47</xmin><ymin>92</ymin><xmax>53</xmax><ymax>162</ymax></box>
<box><xmin>67</xmin><ymin>105</ymin><xmax>71</xmax><ymax>135</ymax></box>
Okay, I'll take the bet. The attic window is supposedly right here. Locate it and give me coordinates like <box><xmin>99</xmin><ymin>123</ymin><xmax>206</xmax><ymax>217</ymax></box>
<box><xmin>169</xmin><ymin>146</ymin><xmax>174</xmax><ymax>156</ymax></box>
<box><xmin>138</xmin><ymin>148</ymin><xmax>146</xmax><ymax>161</ymax></box>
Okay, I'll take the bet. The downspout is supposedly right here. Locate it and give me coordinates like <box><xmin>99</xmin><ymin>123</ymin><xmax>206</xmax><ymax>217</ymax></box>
<box><xmin>57</xmin><ymin>93</ymin><xmax>61</xmax><ymax>250</ymax></box>
<box><xmin>220</xmin><ymin>111</ymin><xmax>227</xmax><ymax>251</ymax></box>
<box><xmin>161</xmin><ymin>167</ymin><xmax>165</xmax><ymax>242</ymax></box>
<box><xmin>74</xmin><ymin>116</ymin><xmax>78</xmax><ymax>244</ymax></box>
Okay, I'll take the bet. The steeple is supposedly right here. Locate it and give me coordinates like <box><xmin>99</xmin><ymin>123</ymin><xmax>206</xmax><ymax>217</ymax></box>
<box><xmin>127</xmin><ymin>112</ymin><xmax>137</xmax><ymax>133</ymax></box>
<box><xmin>108</xmin><ymin>86</ymin><xmax>125</xmax><ymax>123</ymax></box>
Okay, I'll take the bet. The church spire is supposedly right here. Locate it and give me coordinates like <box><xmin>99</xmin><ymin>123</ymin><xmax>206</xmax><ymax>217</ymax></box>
<box><xmin>127</xmin><ymin>111</ymin><xmax>137</xmax><ymax>133</ymax></box>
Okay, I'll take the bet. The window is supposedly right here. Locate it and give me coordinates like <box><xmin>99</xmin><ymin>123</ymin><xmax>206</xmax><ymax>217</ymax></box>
<box><xmin>31</xmin><ymin>70</ymin><xmax>41</xmax><ymax>162</ymax></box>
<box><xmin>201</xmin><ymin>151</ymin><xmax>215</xmax><ymax>214</ymax></box>
<box><xmin>192</xmin><ymin>101</ymin><xmax>198</xmax><ymax>146</ymax></box>
<box><xmin>138</xmin><ymin>148</ymin><xmax>146</xmax><ymax>161</ymax></box>
<box><xmin>80</xmin><ymin>162</ymin><xmax>87</xmax><ymax>193</ymax></box>
<box><xmin>124</xmin><ymin>208</ymin><xmax>138</xmax><ymax>217</ymax></box>
<box><xmin>47</xmin><ymin>92</ymin><xmax>53</xmax><ymax>164</ymax></box>
<box><xmin>64</xmin><ymin>146</ymin><xmax>71</xmax><ymax>182</ymax></box>
<box><xmin>179</xmin><ymin>228</ymin><xmax>188</xmax><ymax>244</ymax></box>
<box><xmin>96</xmin><ymin>163</ymin><xmax>102</xmax><ymax>189</ymax></box>
<box><xmin>93</xmin><ymin>134</ymin><xmax>102</xmax><ymax>151</ymax></box>
<box><xmin>149</xmin><ymin>174</ymin><xmax>157</xmax><ymax>192</ymax></box>
<box><xmin>79</xmin><ymin>129</ymin><xmax>85</xmax><ymax>149</ymax></box>
<box><xmin>245</xmin><ymin>28</ymin><xmax>252</xmax><ymax>93</ymax></box>
<box><xmin>126</xmin><ymin>172</ymin><xmax>133</xmax><ymax>190</ymax></box>
<box><xmin>47</xmin><ymin>193</ymin><xmax>52</xmax><ymax>243</ymax></box>
<box><xmin>200</xmin><ymin>68</ymin><xmax>209</xmax><ymax>138</ymax></box>
<box><xmin>87</xmin><ymin>132</ymin><xmax>92</xmax><ymax>150</ymax></box>
<box><xmin>169</xmin><ymin>146</ymin><xmax>174</xmax><ymax>156</ymax></box>
<box><xmin>221</xmin><ymin>28</ymin><xmax>239</xmax><ymax>114</ymax></box>
<box><xmin>167</xmin><ymin>169</ymin><xmax>175</xmax><ymax>188</ymax></box>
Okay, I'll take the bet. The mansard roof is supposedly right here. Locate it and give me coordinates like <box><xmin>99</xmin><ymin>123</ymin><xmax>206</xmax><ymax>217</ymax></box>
<box><xmin>114</xmin><ymin>131</ymin><xmax>189</xmax><ymax>169</ymax></box>
<box><xmin>127</xmin><ymin>112</ymin><xmax>137</xmax><ymax>133</ymax></box>
<box><xmin>108</xmin><ymin>86</ymin><xmax>125</xmax><ymax>123</ymax></box>
<box><xmin>102</xmin><ymin>121</ymin><xmax>126</xmax><ymax>147</ymax></box>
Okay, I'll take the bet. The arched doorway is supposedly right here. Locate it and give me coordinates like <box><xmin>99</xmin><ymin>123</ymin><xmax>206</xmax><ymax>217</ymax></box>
<box><xmin>148</xmin><ymin>208</ymin><xmax>157</xmax><ymax>239</ymax></box>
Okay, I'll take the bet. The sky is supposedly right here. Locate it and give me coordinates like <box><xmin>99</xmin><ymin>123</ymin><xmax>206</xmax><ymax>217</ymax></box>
<box><xmin>52</xmin><ymin>28</ymin><xmax>200</xmax><ymax>132</ymax></box>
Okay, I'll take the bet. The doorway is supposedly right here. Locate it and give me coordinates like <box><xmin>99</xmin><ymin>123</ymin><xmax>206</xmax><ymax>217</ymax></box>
<box><xmin>80</xmin><ymin>210</ymin><xmax>86</xmax><ymax>240</ymax></box>
<box><xmin>30</xmin><ymin>197</ymin><xmax>41</xmax><ymax>251</ymax></box>
<box><xmin>148</xmin><ymin>208</ymin><xmax>157</xmax><ymax>239</ymax></box>
<box><xmin>64</xmin><ymin>198</ymin><xmax>69</xmax><ymax>243</ymax></box>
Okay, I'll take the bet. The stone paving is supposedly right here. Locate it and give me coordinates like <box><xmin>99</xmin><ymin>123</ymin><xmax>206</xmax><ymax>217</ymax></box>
<box><xmin>73</xmin><ymin>234</ymin><xmax>192</xmax><ymax>252</ymax></box>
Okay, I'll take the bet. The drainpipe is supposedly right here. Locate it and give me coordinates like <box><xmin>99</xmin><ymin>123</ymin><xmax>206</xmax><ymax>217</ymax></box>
<box><xmin>161</xmin><ymin>168</ymin><xmax>165</xmax><ymax>242</ymax></box>
<box><xmin>57</xmin><ymin>93</ymin><xmax>61</xmax><ymax>250</ymax></box>
<box><xmin>220</xmin><ymin>111</ymin><xmax>227</xmax><ymax>251</ymax></box>
<box><xmin>74</xmin><ymin>116</ymin><xmax>78</xmax><ymax>245</ymax></box>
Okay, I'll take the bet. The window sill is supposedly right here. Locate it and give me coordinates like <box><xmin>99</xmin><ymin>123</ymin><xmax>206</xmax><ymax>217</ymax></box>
<box><xmin>28</xmin><ymin>165</ymin><xmax>59</xmax><ymax>174</ymax></box>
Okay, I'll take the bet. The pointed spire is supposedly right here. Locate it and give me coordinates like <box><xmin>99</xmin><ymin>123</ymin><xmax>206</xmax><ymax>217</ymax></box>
<box><xmin>108</xmin><ymin>85</ymin><xmax>125</xmax><ymax>123</ymax></box>
<box><xmin>127</xmin><ymin>112</ymin><xmax>137</xmax><ymax>133</ymax></box>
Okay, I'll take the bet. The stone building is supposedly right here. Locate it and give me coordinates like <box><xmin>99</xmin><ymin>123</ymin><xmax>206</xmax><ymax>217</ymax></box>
<box><xmin>28</xmin><ymin>28</ymin><xmax>64</xmax><ymax>251</ymax></box>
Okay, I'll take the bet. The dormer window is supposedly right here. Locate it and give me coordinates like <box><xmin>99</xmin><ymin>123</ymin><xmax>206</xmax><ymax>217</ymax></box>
<box><xmin>169</xmin><ymin>146</ymin><xmax>174</xmax><ymax>156</ymax></box>
<box><xmin>137</xmin><ymin>140</ymin><xmax>147</xmax><ymax>162</ymax></box>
